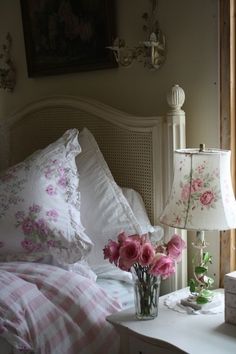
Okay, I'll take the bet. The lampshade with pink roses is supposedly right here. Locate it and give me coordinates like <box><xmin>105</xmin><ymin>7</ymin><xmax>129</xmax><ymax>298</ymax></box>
<box><xmin>103</xmin><ymin>232</ymin><xmax>185</xmax><ymax>319</ymax></box>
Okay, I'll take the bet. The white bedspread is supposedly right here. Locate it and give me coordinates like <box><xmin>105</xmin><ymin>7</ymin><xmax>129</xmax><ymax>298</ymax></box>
<box><xmin>97</xmin><ymin>278</ymin><xmax>134</xmax><ymax>310</ymax></box>
<box><xmin>0</xmin><ymin>262</ymin><xmax>122</xmax><ymax>354</ymax></box>
<box><xmin>94</xmin><ymin>263</ymin><xmax>134</xmax><ymax>309</ymax></box>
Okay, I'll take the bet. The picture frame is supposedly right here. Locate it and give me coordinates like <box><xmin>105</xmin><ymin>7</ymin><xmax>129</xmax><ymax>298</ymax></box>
<box><xmin>20</xmin><ymin>0</ymin><xmax>117</xmax><ymax>77</ymax></box>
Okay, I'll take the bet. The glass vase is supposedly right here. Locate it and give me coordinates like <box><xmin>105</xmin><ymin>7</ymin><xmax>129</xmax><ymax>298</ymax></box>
<box><xmin>132</xmin><ymin>269</ymin><xmax>161</xmax><ymax>320</ymax></box>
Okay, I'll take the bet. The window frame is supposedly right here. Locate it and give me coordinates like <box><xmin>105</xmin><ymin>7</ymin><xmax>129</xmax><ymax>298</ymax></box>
<box><xmin>220</xmin><ymin>0</ymin><xmax>236</xmax><ymax>286</ymax></box>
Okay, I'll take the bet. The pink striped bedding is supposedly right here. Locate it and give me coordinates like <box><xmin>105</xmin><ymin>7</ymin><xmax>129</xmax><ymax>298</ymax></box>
<box><xmin>0</xmin><ymin>262</ymin><xmax>122</xmax><ymax>354</ymax></box>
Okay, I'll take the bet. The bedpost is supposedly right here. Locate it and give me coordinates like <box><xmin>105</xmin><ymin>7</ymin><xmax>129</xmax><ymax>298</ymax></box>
<box><xmin>165</xmin><ymin>84</ymin><xmax>186</xmax><ymax>196</ymax></box>
<box><xmin>162</xmin><ymin>84</ymin><xmax>187</xmax><ymax>294</ymax></box>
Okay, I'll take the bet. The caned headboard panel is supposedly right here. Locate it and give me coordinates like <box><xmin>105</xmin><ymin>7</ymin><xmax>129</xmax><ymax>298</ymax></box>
<box><xmin>0</xmin><ymin>85</ymin><xmax>186</xmax><ymax>292</ymax></box>
<box><xmin>8</xmin><ymin>106</ymin><xmax>157</xmax><ymax>221</ymax></box>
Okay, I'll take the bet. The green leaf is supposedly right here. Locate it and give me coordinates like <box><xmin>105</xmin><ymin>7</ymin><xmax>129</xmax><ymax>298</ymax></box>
<box><xmin>205</xmin><ymin>276</ymin><xmax>214</xmax><ymax>287</ymax></box>
<box><xmin>188</xmin><ymin>278</ymin><xmax>196</xmax><ymax>293</ymax></box>
<box><xmin>203</xmin><ymin>252</ymin><xmax>210</xmax><ymax>263</ymax></box>
<box><xmin>196</xmin><ymin>296</ymin><xmax>209</xmax><ymax>304</ymax></box>
<box><xmin>200</xmin><ymin>289</ymin><xmax>213</xmax><ymax>299</ymax></box>
<box><xmin>195</xmin><ymin>266</ymin><xmax>208</xmax><ymax>274</ymax></box>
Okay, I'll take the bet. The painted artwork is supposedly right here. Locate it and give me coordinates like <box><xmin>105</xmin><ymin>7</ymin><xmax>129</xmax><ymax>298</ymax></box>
<box><xmin>20</xmin><ymin>0</ymin><xmax>117</xmax><ymax>77</ymax></box>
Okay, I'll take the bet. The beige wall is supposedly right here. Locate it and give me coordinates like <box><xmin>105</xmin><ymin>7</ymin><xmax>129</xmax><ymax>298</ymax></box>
<box><xmin>0</xmin><ymin>0</ymin><xmax>219</xmax><ymax>147</ymax></box>
<box><xmin>0</xmin><ymin>0</ymin><xmax>220</xmax><ymax>285</ymax></box>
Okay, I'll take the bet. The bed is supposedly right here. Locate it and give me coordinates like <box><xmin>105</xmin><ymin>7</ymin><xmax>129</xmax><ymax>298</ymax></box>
<box><xmin>0</xmin><ymin>84</ymin><xmax>186</xmax><ymax>354</ymax></box>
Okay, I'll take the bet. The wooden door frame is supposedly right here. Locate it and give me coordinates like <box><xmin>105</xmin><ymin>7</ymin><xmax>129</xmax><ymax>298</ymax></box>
<box><xmin>220</xmin><ymin>0</ymin><xmax>236</xmax><ymax>286</ymax></box>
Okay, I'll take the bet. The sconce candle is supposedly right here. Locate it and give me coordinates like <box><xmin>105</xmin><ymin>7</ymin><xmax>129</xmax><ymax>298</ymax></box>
<box><xmin>107</xmin><ymin>0</ymin><xmax>166</xmax><ymax>70</ymax></box>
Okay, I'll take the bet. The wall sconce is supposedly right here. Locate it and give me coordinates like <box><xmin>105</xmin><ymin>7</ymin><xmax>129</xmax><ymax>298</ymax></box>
<box><xmin>107</xmin><ymin>0</ymin><xmax>166</xmax><ymax>70</ymax></box>
<box><xmin>0</xmin><ymin>33</ymin><xmax>16</xmax><ymax>92</ymax></box>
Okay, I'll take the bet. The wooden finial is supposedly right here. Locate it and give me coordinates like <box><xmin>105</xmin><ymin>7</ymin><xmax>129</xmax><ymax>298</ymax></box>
<box><xmin>199</xmin><ymin>143</ymin><xmax>205</xmax><ymax>152</ymax></box>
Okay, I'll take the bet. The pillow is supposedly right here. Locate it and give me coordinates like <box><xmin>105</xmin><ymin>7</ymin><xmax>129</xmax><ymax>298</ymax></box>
<box><xmin>0</xmin><ymin>129</ymin><xmax>93</xmax><ymax>264</ymax></box>
<box><xmin>93</xmin><ymin>263</ymin><xmax>133</xmax><ymax>283</ymax></box>
<box><xmin>92</xmin><ymin>187</ymin><xmax>163</xmax><ymax>280</ymax></box>
<box><xmin>76</xmin><ymin>128</ymin><xmax>162</xmax><ymax>266</ymax></box>
<box><xmin>121</xmin><ymin>187</ymin><xmax>163</xmax><ymax>241</ymax></box>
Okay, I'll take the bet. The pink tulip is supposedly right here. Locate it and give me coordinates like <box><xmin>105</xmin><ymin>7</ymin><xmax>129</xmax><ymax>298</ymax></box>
<box><xmin>119</xmin><ymin>239</ymin><xmax>141</xmax><ymax>269</ymax></box>
<box><xmin>156</xmin><ymin>244</ymin><xmax>166</xmax><ymax>254</ymax></box>
<box><xmin>166</xmin><ymin>234</ymin><xmax>185</xmax><ymax>262</ymax></box>
<box><xmin>117</xmin><ymin>232</ymin><xmax>127</xmax><ymax>245</ymax></box>
<box><xmin>149</xmin><ymin>254</ymin><xmax>175</xmax><ymax>279</ymax></box>
<box><xmin>127</xmin><ymin>234</ymin><xmax>143</xmax><ymax>242</ymax></box>
<box><xmin>118</xmin><ymin>257</ymin><xmax>131</xmax><ymax>271</ymax></box>
<box><xmin>103</xmin><ymin>239</ymin><xmax>120</xmax><ymax>265</ymax></box>
<box><xmin>103</xmin><ymin>232</ymin><xmax>185</xmax><ymax>281</ymax></box>
<box><xmin>139</xmin><ymin>242</ymin><xmax>155</xmax><ymax>266</ymax></box>
<box><xmin>140</xmin><ymin>233</ymin><xmax>149</xmax><ymax>244</ymax></box>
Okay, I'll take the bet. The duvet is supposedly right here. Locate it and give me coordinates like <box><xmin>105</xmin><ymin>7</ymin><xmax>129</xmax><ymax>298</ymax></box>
<box><xmin>0</xmin><ymin>262</ymin><xmax>122</xmax><ymax>354</ymax></box>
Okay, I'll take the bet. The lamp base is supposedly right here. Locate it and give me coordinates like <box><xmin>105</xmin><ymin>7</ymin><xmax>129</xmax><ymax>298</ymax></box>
<box><xmin>189</xmin><ymin>230</ymin><xmax>214</xmax><ymax>304</ymax></box>
<box><xmin>164</xmin><ymin>288</ymin><xmax>224</xmax><ymax>315</ymax></box>
<box><xmin>181</xmin><ymin>289</ymin><xmax>214</xmax><ymax>309</ymax></box>
<box><xmin>179</xmin><ymin>290</ymin><xmax>224</xmax><ymax>314</ymax></box>
<box><xmin>180</xmin><ymin>297</ymin><xmax>202</xmax><ymax>311</ymax></box>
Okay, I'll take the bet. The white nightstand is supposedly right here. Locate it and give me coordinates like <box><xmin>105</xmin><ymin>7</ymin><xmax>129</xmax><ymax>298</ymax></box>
<box><xmin>107</xmin><ymin>288</ymin><xmax>236</xmax><ymax>354</ymax></box>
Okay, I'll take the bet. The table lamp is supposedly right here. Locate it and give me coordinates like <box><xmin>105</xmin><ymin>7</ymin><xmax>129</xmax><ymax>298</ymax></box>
<box><xmin>160</xmin><ymin>144</ymin><xmax>236</xmax><ymax>305</ymax></box>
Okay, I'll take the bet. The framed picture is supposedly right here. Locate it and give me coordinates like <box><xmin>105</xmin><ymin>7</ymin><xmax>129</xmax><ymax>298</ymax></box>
<box><xmin>20</xmin><ymin>0</ymin><xmax>117</xmax><ymax>77</ymax></box>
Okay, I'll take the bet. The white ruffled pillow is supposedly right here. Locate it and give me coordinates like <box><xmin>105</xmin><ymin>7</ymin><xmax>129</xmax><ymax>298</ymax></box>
<box><xmin>0</xmin><ymin>129</ymin><xmax>93</xmax><ymax>264</ymax></box>
<box><xmin>121</xmin><ymin>187</ymin><xmax>164</xmax><ymax>241</ymax></box>
<box><xmin>77</xmin><ymin>128</ymin><xmax>162</xmax><ymax>267</ymax></box>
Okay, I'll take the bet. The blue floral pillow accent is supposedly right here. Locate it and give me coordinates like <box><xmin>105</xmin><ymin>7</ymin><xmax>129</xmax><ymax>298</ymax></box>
<box><xmin>0</xmin><ymin>129</ymin><xmax>93</xmax><ymax>264</ymax></box>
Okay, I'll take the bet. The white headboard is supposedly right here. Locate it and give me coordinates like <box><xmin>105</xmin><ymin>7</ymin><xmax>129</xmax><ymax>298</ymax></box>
<box><xmin>0</xmin><ymin>84</ymin><xmax>186</xmax><ymax>292</ymax></box>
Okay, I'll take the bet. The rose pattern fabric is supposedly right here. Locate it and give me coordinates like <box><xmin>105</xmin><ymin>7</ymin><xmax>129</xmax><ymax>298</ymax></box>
<box><xmin>0</xmin><ymin>129</ymin><xmax>93</xmax><ymax>264</ymax></box>
<box><xmin>0</xmin><ymin>164</ymin><xmax>27</xmax><ymax>218</ymax></box>
<box><xmin>172</xmin><ymin>159</ymin><xmax>220</xmax><ymax>226</ymax></box>
<box><xmin>15</xmin><ymin>204</ymin><xmax>63</xmax><ymax>253</ymax></box>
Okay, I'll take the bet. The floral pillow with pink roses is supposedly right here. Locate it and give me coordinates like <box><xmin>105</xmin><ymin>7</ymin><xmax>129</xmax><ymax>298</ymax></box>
<box><xmin>0</xmin><ymin>129</ymin><xmax>93</xmax><ymax>264</ymax></box>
